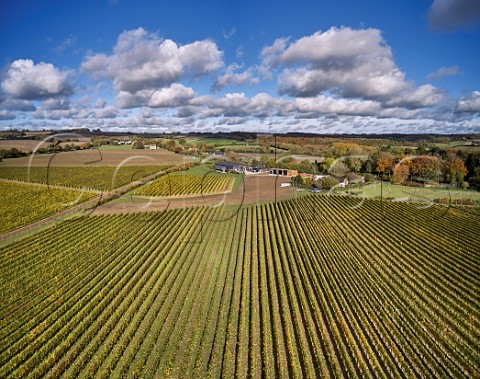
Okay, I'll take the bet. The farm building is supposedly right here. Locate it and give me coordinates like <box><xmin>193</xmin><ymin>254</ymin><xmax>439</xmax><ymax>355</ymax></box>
<box><xmin>248</xmin><ymin>167</ymin><xmax>270</xmax><ymax>173</ymax></box>
<box><xmin>338</xmin><ymin>178</ymin><xmax>349</xmax><ymax>188</ymax></box>
<box><xmin>215</xmin><ymin>162</ymin><xmax>246</xmax><ymax>173</ymax></box>
<box><xmin>314</xmin><ymin>174</ymin><xmax>330</xmax><ymax>181</ymax></box>
<box><xmin>270</xmin><ymin>168</ymin><xmax>298</xmax><ymax>176</ymax></box>
<box><xmin>208</xmin><ymin>151</ymin><xmax>225</xmax><ymax>157</ymax></box>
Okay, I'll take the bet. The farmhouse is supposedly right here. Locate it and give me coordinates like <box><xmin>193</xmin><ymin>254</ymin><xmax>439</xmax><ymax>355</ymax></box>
<box><xmin>248</xmin><ymin>167</ymin><xmax>270</xmax><ymax>173</ymax></box>
<box><xmin>215</xmin><ymin>162</ymin><xmax>246</xmax><ymax>173</ymax></box>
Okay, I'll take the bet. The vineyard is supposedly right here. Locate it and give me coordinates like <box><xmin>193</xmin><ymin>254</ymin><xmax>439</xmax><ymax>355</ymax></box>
<box><xmin>0</xmin><ymin>195</ymin><xmax>478</xmax><ymax>378</ymax></box>
<box><xmin>136</xmin><ymin>173</ymin><xmax>235</xmax><ymax>197</ymax></box>
<box><xmin>0</xmin><ymin>181</ymin><xmax>97</xmax><ymax>234</ymax></box>
<box><xmin>0</xmin><ymin>165</ymin><xmax>172</xmax><ymax>191</ymax></box>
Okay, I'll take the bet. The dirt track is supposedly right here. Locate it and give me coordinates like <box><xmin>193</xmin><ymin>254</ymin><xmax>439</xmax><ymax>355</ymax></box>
<box><xmin>92</xmin><ymin>175</ymin><xmax>298</xmax><ymax>215</ymax></box>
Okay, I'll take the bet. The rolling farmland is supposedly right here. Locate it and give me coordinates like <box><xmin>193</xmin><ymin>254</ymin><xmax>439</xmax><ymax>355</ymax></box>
<box><xmin>1</xmin><ymin>195</ymin><xmax>478</xmax><ymax>378</ymax></box>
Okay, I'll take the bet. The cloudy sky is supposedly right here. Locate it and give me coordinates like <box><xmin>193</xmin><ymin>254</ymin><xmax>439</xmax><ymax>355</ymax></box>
<box><xmin>1</xmin><ymin>0</ymin><xmax>479</xmax><ymax>134</ymax></box>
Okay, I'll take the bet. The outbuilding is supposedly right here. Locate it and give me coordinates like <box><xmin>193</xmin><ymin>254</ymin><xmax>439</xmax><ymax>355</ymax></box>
<box><xmin>215</xmin><ymin>162</ymin><xmax>246</xmax><ymax>173</ymax></box>
<box><xmin>270</xmin><ymin>168</ymin><xmax>298</xmax><ymax>176</ymax></box>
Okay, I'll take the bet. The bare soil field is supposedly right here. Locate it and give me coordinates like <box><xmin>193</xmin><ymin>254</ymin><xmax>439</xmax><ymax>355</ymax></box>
<box><xmin>92</xmin><ymin>175</ymin><xmax>297</xmax><ymax>214</ymax></box>
<box><xmin>0</xmin><ymin>148</ymin><xmax>195</xmax><ymax>167</ymax></box>
<box><xmin>0</xmin><ymin>140</ymin><xmax>48</xmax><ymax>152</ymax></box>
<box><xmin>0</xmin><ymin>139</ymin><xmax>91</xmax><ymax>152</ymax></box>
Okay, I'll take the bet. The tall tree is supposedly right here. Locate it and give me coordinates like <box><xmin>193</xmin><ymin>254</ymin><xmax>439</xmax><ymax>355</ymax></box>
<box><xmin>468</xmin><ymin>167</ymin><xmax>480</xmax><ymax>190</ymax></box>
<box><xmin>411</xmin><ymin>156</ymin><xmax>442</xmax><ymax>181</ymax></box>
<box><xmin>329</xmin><ymin>160</ymin><xmax>349</xmax><ymax>177</ymax></box>
<box><xmin>375</xmin><ymin>152</ymin><xmax>394</xmax><ymax>174</ymax></box>
<box><xmin>444</xmin><ymin>155</ymin><xmax>468</xmax><ymax>184</ymax></box>
<box><xmin>392</xmin><ymin>163</ymin><xmax>410</xmax><ymax>184</ymax></box>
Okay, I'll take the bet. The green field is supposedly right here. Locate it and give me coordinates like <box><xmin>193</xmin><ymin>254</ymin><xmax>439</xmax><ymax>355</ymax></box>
<box><xmin>0</xmin><ymin>166</ymin><xmax>172</xmax><ymax>191</ymax></box>
<box><xmin>344</xmin><ymin>182</ymin><xmax>480</xmax><ymax>204</ymax></box>
<box><xmin>1</xmin><ymin>195</ymin><xmax>478</xmax><ymax>378</ymax></box>
<box><xmin>216</xmin><ymin>144</ymin><xmax>262</xmax><ymax>151</ymax></box>
<box><xmin>97</xmin><ymin>144</ymin><xmax>133</xmax><ymax>150</ymax></box>
<box><xmin>0</xmin><ymin>181</ymin><xmax>97</xmax><ymax>234</ymax></box>
<box><xmin>447</xmin><ymin>140</ymin><xmax>480</xmax><ymax>150</ymax></box>
<box><xmin>185</xmin><ymin>137</ymin><xmax>252</xmax><ymax>146</ymax></box>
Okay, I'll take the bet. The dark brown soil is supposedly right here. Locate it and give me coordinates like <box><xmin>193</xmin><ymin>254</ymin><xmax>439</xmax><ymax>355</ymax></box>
<box><xmin>92</xmin><ymin>175</ymin><xmax>298</xmax><ymax>215</ymax></box>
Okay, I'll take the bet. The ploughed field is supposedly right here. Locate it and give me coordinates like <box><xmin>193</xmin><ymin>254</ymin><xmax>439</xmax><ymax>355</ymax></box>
<box><xmin>0</xmin><ymin>195</ymin><xmax>479</xmax><ymax>378</ymax></box>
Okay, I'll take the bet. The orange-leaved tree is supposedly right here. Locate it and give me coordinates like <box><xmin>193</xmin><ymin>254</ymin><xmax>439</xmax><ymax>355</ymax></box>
<box><xmin>444</xmin><ymin>155</ymin><xmax>468</xmax><ymax>184</ymax></box>
<box><xmin>392</xmin><ymin>160</ymin><xmax>411</xmax><ymax>184</ymax></box>
<box><xmin>375</xmin><ymin>152</ymin><xmax>394</xmax><ymax>174</ymax></box>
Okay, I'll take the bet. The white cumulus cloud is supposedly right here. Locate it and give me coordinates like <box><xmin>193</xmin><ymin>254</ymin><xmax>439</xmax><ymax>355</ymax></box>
<box><xmin>212</xmin><ymin>64</ymin><xmax>260</xmax><ymax>91</ymax></box>
<box><xmin>42</xmin><ymin>97</ymin><xmax>71</xmax><ymax>110</ymax></box>
<box><xmin>2</xmin><ymin>59</ymin><xmax>73</xmax><ymax>100</ymax></box>
<box><xmin>295</xmin><ymin>96</ymin><xmax>381</xmax><ymax>117</ymax></box>
<box><xmin>385</xmin><ymin>84</ymin><xmax>445</xmax><ymax>109</ymax></box>
<box><xmin>147</xmin><ymin>84</ymin><xmax>195</xmax><ymax>108</ymax></box>
<box><xmin>94</xmin><ymin>106</ymin><xmax>118</xmax><ymax>119</ymax></box>
<box><xmin>456</xmin><ymin>91</ymin><xmax>480</xmax><ymax>113</ymax></box>
<box><xmin>116</xmin><ymin>84</ymin><xmax>195</xmax><ymax>108</ymax></box>
<box><xmin>81</xmin><ymin>28</ymin><xmax>223</xmax><ymax>93</ymax></box>
<box><xmin>262</xmin><ymin>27</ymin><xmax>443</xmax><ymax>109</ymax></box>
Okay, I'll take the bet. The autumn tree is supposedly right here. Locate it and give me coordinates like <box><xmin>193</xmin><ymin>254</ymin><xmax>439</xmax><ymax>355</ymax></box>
<box><xmin>226</xmin><ymin>150</ymin><xmax>240</xmax><ymax>162</ymax></box>
<box><xmin>132</xmin><ymin>140</ymin><xmax>145</xmax><ymax>149</ymax></box>
<box><xmin>411</xmin><ymin>156</ymin><xmax>442</xmax><ymax>181</ymax></box>
<box><xmin>375</xmin><ymin>152</ymin><xmax>394</xmax><ymax>174</ymax></box>
<box><xmin>392</xmin><ymin>163</ymin><xmax>410</xmax><ymax>184</ymax></box>
<box><xmin>443</xmin><ymin>155</ymin><xmax>468</xmax><ymax>184</ymax></box>
<box><xmin>258</xmin><ymin>136</ymin><xmax>271</xmax><ymax>153</ymax></box>
<box><xmin>166</xmin><ymin>140</ymin><xmax>176</xmax><ymax>150</ymax></box>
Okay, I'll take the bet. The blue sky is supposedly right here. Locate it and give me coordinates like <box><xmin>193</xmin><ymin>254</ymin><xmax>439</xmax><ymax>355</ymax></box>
<box><xmin>1</xmin><ymin>0</ymin><xmax>479</xmax><ymax>134</ymax></box>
